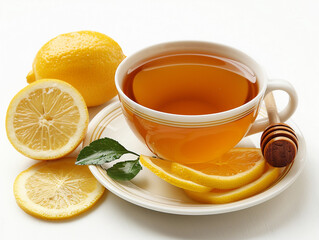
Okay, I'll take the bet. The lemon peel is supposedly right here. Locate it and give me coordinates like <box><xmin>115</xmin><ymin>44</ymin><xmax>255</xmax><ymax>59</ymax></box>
<box><xmin>27</xmin><ymin>31</ymin><xmax>125</xmax><ymax>106</ymax></box>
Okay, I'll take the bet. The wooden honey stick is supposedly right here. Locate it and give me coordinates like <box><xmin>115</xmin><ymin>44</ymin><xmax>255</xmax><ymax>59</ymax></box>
<box><xmin>260</xmin><ymin>92</ymin><xmax>298</xmax><ymax>167</ymax></box>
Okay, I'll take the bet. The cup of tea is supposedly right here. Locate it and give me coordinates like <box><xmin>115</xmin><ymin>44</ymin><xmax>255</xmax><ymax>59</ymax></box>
<box><xmin>115</xmin><ymin>41</ymin><xmax>297</xmax><ymax>164</ymax></box>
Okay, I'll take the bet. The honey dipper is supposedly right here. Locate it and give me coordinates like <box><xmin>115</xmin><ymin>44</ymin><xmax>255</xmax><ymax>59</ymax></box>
<box><xmin>260</xmin><ymin>92</ymin><xmax>298</xmax><ymax>167</ymax></box>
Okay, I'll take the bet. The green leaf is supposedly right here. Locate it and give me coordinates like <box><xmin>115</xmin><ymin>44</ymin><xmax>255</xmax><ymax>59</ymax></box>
<box><xmin>107</xmin><ymin>159</ymin><xmax>142</xmax><ymax>181</ymax></box>
<box><xmin>76</xmin><ymin>137</ymin><xmax>138</xmax><ymax>165</ymax></box>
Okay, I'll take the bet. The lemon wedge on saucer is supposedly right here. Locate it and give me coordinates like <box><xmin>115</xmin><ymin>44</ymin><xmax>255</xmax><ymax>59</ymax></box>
<box><xmin>139</xmin><ymin>155</ymin><xmax>212</xmax><ymax>193</ymax></box>
<box><xmin>171</xmin><ymin>148</ymin><xmax>266</xmax><ymax>189</ymax></box>
<box><xmin>184</xmin><ymin>165</ymin><xmax>280</xmax><ymax>204</ymax></box>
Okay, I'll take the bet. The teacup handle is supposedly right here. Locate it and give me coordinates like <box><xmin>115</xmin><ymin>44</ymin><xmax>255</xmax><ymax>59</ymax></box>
<box><xmin>246</xmin><ymin>79</ymin><xmax>298</xmax><ymax>136</ymax></box>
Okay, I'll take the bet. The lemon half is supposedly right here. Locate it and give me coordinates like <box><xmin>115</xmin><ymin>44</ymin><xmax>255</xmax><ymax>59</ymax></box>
<box><xmin>6</xmin><ymin>79</ymin><xmax>89</xmax><ymax>160</ymax></box>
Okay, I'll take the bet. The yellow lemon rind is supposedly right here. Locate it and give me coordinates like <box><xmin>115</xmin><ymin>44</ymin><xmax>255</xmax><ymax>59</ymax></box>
<box><xmin>184</xmin><ymin>166</ymin><xmax>280</xmax><ymax>204</ymax></box>
<box><xmin>6</xmin><ymin>79</ymin><xmax>89</xmax><ymax>160</ymax></box>
<box><xmin>26</xmin><ymin>70</ymin><xmax>35</xmax><ymax>83</ymax></box>
<box><xmin>140</xmin><ymin>155</ymin><xmax>212</xmax><ymax>193</ymax></box>
<box><xmin>13</xmin><ymin>158</ymin><xmax>105</xmax><ymax>220</ymax></box>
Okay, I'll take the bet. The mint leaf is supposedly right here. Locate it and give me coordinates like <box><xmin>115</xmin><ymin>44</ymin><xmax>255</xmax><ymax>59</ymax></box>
<box><xmin>106</xmin><ymin>159</ymin><xmax>142</xmax><ymax>181</ymax></box>
<box><xmin>76</xmin><ymin>137</ymin><xmax>138</xmax><ymax>165</ymax></box>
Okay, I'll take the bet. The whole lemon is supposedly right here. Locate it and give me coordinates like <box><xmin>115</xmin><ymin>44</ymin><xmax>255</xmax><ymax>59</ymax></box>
<box><xmin>27</xmin><ymin>31</ymin><xmax>125</xmax><ymax>107</ymax></box>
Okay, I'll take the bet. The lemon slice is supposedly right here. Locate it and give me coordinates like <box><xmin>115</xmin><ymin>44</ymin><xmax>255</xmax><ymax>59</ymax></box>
<box><xmin>184</xmin><ymin>165</ymin><xmax>280</xmax><ymax>204</ymax></box>
<box><xmin>139</xmin><ymin>155</ymin><xmax>212</xmax><ymax>193</ymax></box>
<box><xmin>13</xmin><ymin>158</ymin><xmax>105</xmax><ymax>220</ymax></box>
<box><xmin>6</xmin><ymin>79</ymin><xmax>89</xmax><ymax>160</ymax></box>
<box><xmin>171</xmin><ymin>148</ymin><xmax>265</xmax><ymax>189</ymax></box>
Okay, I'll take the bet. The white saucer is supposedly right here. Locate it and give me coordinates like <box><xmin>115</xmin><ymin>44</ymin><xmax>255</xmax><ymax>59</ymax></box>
<box><xmin>85</xmin><ymin>101</ymin><xmax>306</xmax><ymax>215</ymax></box>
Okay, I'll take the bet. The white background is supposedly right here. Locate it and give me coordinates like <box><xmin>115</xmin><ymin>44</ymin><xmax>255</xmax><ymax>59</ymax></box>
<box><xmin>1</xmin><ymin>0</ymin><xmax>318</xmax><ymax>239</ymax></box>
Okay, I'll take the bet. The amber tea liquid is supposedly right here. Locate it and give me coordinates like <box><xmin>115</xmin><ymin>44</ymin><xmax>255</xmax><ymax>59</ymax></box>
<box><xmin>122</xmin><ymin>53</ymin><xmax>259</xmax><ymax>164</ymax></box>
<box><xmin>123</xmin><ymin>53</ymin><xmax>258</xmax><ymax>115</ymax></box>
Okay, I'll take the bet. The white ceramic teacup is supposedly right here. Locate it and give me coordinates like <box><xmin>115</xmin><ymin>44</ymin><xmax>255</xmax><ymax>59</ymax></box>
<box><xmin>115</xmin><ymin>41</ymin><xmax>298</xmax><ymax>164</ymax></box>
